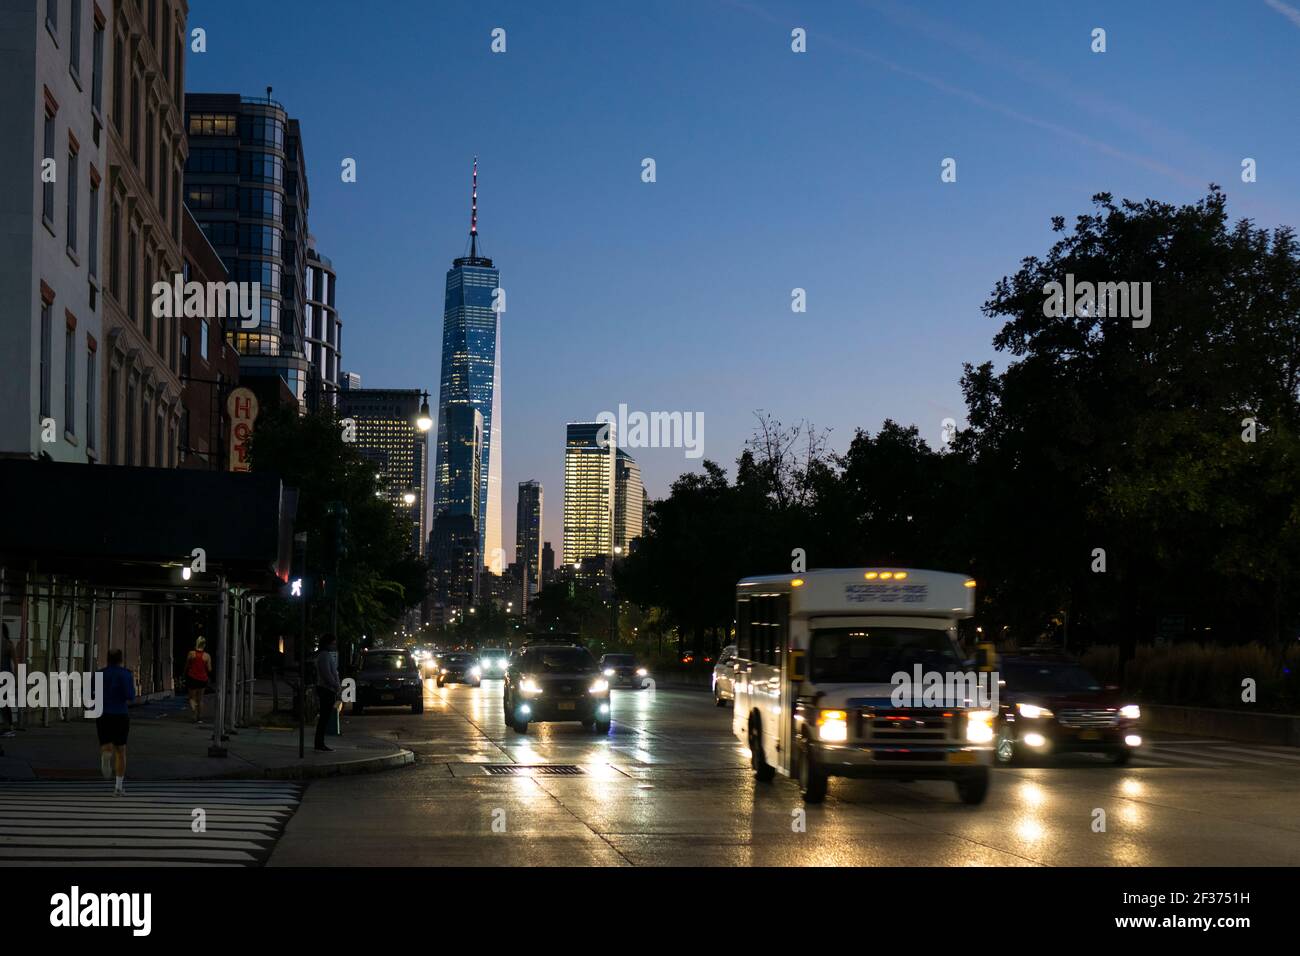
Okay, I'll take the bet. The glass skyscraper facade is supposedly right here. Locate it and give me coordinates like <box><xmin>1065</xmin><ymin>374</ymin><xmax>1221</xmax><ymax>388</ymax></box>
<box><xmin>563</xmin><ymin>422</ymin><xmax>616</xmax><ymax>565</ymax></box>
<box><xmin>433</xmin><ymin>159</ymin><xmax>502</xmax><ymax>574</ymax></box>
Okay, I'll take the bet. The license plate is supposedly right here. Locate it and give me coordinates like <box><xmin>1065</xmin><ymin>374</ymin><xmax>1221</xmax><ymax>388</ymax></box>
<box><xmin>948</xmin><ymin>751</ymin><xmax>977</xmax><ymax>765</ymax></box>
<box><xmin>558</xmin><ymin>701</ymin><xmax>576</xmax><ymax>711</ymax></box>
<box><xmin>1079</xmin><ymin>730</ymin><xmax>1101</xmax><ymax>740</ymax></box>
<box><xmin>380</xmin><ymin>694</ymin><xmax>395</xmax><ymax>701</ymax></box>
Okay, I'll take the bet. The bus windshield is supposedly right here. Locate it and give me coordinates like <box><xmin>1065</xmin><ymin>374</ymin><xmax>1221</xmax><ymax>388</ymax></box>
<box><xmin>809</xmin><ymin>627</ymin><xmax>962</xmax><ymax>683</ymax></box>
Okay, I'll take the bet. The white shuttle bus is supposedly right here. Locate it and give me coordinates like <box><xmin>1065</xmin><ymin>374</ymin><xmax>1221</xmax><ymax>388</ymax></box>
<box><xmin>731</xmin><ymin>568</ymin><xmax>994</xmax><ymax>804</ymax></box>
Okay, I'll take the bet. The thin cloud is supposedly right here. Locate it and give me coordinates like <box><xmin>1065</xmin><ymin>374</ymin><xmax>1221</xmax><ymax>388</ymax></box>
<box><xmin>1264</xmin><ymin>0</ymin><xmax>1300</xmax><ymax>29</ymax></box>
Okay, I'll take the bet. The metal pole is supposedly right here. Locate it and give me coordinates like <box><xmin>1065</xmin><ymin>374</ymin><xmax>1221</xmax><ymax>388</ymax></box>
<box><xmin>230</xmin><ymin>590</ymin><xmax>242</xmax><ymax>731</ymax></box>
<box><xmin>246</xmin><ymin>598</ymin><xmax>260</xmax><ymax>723</ymax></box>
<box><xmin>298</xmin><ymin>590</ymin><xmax>307</xmax><ymax>759</ymax></box>
<box><xmin>209</xmin><ymin>575</ymin><xmax>228</xmax><ymax>757</ymax></box>
<box><xmin>44</xmin><ymin>574</ymin><xmax>54</xmax><ymax>728</ymax></box>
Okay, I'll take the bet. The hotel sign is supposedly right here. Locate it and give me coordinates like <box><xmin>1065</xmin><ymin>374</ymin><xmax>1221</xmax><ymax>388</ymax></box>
<box><xmin>227</xmin><ymin>387</ymin><xmax>259</xmax><ymax>472</ymax></box>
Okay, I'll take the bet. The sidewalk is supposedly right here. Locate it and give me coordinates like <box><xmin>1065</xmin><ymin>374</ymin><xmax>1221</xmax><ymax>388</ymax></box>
<box><xmin>0</xmin><ymin>687</ymin><xmax>414</xmax><ymax>781</ymax></box>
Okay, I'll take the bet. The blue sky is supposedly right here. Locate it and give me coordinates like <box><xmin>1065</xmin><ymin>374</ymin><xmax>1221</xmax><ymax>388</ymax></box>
<box><xmin>187</xmin><ymin>0</ymin><xmax>1300</xmax><ymax>553</ymax></box>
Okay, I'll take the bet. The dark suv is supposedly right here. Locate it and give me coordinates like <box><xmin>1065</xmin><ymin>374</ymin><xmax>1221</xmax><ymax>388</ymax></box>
<box><xmin>995</xmin><ymin>655</ymin><xmax>1141</xmax><ymax>764</ymax></box>
<box><xmin>352</xmin><ymin>649</ymin><xmax>424</xmax><ymax>715</ymax></box>
<box><xmin>503</xmin><ymin>644</ymin><xmax>611</xmax><ymax>734</ymax></box>
<box><xmin>436</xmin><ymin>652</ymin><xmax>481</xmax><ymax>687</ymax></box>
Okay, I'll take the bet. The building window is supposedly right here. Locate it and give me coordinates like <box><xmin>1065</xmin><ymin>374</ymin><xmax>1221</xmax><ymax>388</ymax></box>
<box><xmin>142</xmin><ymin>252</ymin><xmax>153</xmax><ymax>341</ymax></box>
<box><xmin>179</xmin><ymin>406</ymin><xmax>188</xmax><ymax>461</ymax></box>
<box><xmin>127</xmin><ymin>229</ymin><xmax>137</xmax><ymax>321</ymax></box>
<box><xmin>68</xmin><ymin>0</ymin><xmax>80</xmax><ymax>77</ymax></box>
<box><xmin>125</xmin><ymin>378</ymin><xmax>136</xmax><ymax>464</ymax></box>
<box><xmin>91</xmin><ymin>19</ymin><xmax>103</xmax><ymax>113</ymax></box>
<box><xmin>86</xmin><ymin>345</ymin><xmax>97</xmax><ymax>451</ymax></box>
<box><xmin>158</xmin><ymin>138</ymin><xmax>168</xmax><ymax>210</ymax></box>
<box><xmin>109</xmin><ymin>200</ymin><xmax>120</xmax><ymax>297</ymax></box>
<box><xmin>65</xmin><ymin>147</ymin><xmax>77</xmax><ymax>253</ymax></box>
<box><xmin>145</xmin><ymin>109</ymin><xmax>155</xmax><ymax>194</ymax></box>
<box><xmin>107</xmin><ymin>365</ymin><xmax>119</xmax><ymax>464</ymax></box>
<box><xmin>199</xmin><ymin>318</ymin><xmax>210</xmax><ymax>361</ymax></box>
<box><xmin>180</xmin><ymin>332</ymin><xmax>190</xmax><ymax>377</ymax></box>
<box><xmin>130</xmin><ymin>73</ymin><xmax>139</xmax><ymax>163</ymax></box>
<box><xmin>154</xmin><ymin>411</ymin><xmax>163</xmax><ymax>467</ymax></box>
<box><xmin>42</xmin><ymin>111</ymin><xmax>56</xmax><ymax>224</ymax></box>
<box><xmin>148</xmin><ymin>0</ymin><xmax>157</xmax><ymax>49</ymax></box>
<box><xmin>161</xmin><ymin>3</ymin><xmax>170</xmax><ymax>79</ymax></box>
<box><xmin>87</xmin><ymin>178</ymin><xmax>98</xmax><ymax>280</ymax></box>
<box><xmin>39</xmin><ymin>301</ymin><xmax>52</xmax><ymax>419</ymax></box>
<box><xmin>171</xmin><ymin>169</ymin><xmax>179</xmax><ymax>238</ymax></box>
<box><xmin>45</xmin><ymin>0</ymin><xmax>56</xmax><ymax>33</ymax></box>
<box><xmin>63</xmin><ymin>325</ymin><xmax>76</xmax><ymax>436</ymax></box>
<box><xmin>141</xmin><ymin>390</ymin><xmax>151</xmax><ymax>465</ymax></box>
<box><xmin>112</xmin><ymin>34</ymin><xmax>123</xmax><ymax>128</ymax></box>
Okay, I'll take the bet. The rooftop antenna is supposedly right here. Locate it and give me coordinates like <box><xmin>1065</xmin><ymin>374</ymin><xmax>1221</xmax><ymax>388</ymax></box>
<box><xmin>470</xmin><ymin>156</ymin><xmax>479</xmax><ymax>259</ymax></box>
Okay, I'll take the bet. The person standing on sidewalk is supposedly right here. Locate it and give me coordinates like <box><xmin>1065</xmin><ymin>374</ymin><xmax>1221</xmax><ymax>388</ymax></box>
<box><xmin>1</xmin><ymin>625</ymin><xmax>18</xmax><ymax>737</ymax></box>
<box><xmin>314</xmin><ymin>634</ymin><xmax>340</xmax><ymax>753</ymax></box>
<box><xmin>97</xmin><ymin>648</ymin><xmax>136</xmax><ymax>796</ymax></box>
<box><xmin>183</xmin><ymin>637</ymin><xmax>212</xmax><ymax>723</ymax></box>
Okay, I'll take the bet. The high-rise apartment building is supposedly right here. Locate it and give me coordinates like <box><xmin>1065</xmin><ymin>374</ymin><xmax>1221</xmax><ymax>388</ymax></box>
<box><xmin>304</xmin><ymin>234</ymin><xmax>341</xmax><ymax>407</ymax></box>
<box><xmin>515</xmin><ymin>479</ymin><xmax>542</xmax><ymax>603</ymax></box>
<box><xmin>433</xmin><ymin>159</ymin><xmax>502</xmax><ymax>574</ymax></box>
<box><xmin>183</xmin><ymin>91</ymin><xmax>311</xmax><ymax>406</ymax></box>
<box><xmin>336</xmin><ymin>387</ymin><xmax>430</xmax><ymax>556</ymax></box>
<box><xmin>614</xmin><ymin>448</ymin><xmax>645</xmax><ymax>553</ymax></box>
<box><xmin>563</xmin><ymin>421</ymin><xmax>616</xmax><ymax>565</ymax></box>
<box><xmin>0</xmin><ymin>0</ymin><xmax>119</xmax><ymax>462</ymax></box>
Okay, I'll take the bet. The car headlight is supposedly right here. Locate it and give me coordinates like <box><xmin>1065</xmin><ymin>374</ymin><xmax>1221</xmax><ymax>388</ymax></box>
<box><xmin>471</xmin><ymin>666</ymin><xmax>481</xmax><ymax>677</ymax></box>
<box><xmin>1016</xmin><ymin>703</ymin><xmax>1053</xmax><ymax>719</ymax></box>
<box><xmin>1120</xmin><ymin>704</ymin><xmax>1140</xmax><ymax>720</ymax></box>
<box><xmin>966</xmin><ymin>709</ymin><xmax>995</xmax><ymax>743</ymax></box>
<box><xmin>589</xmin><ymin>678</ymin><xmax>609</xmax><ymax>694</ymax></box>
<box><xmin>519</xmin><ymin>677</ymin><xmax>542</xmax><ymax>695</ymax></box>
<box><xmin>636</xmin><ymin>668</ymin><xmax>647</xmax><ymax>677</ymax></box>
<box><xmin>440</xmin><ymin>668</ymin><xmax>447</xmax><ymax>675</ymax></box>
<box><xmin>603</xmin><ymin>668</ymin><xmax>615</xmax><ymax>677</ymax></box>
<box><xmin>816</xmin><ymin>709</ymin><xmax>848</xmax><ymax>743</ymax></box>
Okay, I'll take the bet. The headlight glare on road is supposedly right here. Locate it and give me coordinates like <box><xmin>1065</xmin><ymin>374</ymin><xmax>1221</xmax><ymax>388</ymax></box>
<box><xmin>966</xmin><ymin>709</ymin><xmax>995</xmax><ymax>743</ymax></box>
<box><xmin>1016</xmin><ymin>703</ymin><xmax>1053</xmax><ymax>719</ymax></box>
<box><xmin>817</xmin><ymin>709</ymin><xmax>848</xmax><ymax>742</ymax></box>
<box><xmin>1120</xmin><ymin>704</ymin><xmax>1141</xmax><ymax>720</ymax></box>
<box><xmin>520</xmin><ymin>678</ymin><xmax>542</xmax><ymax>695</ymax></box>
<box><xmin>590</xmin><ymin>679</ymin><xmax>609</xmax><ymax>694</ymax></box>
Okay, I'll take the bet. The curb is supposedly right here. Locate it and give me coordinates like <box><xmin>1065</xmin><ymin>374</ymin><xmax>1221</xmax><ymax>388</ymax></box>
<box><xmin>262</xmin><ymin>747</ymin><xmax>416</xmax><ymax>780</ymax></box>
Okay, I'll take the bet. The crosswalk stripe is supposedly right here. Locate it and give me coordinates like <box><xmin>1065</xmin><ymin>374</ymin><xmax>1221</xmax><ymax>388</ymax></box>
<box><xmin>0</xmin><ymin>781</ymin><xmax>302</xmax><ymax>867</ymax></box>
<box><xmin>1220</xmin><ymin>746</ymin><xmax>1300</xmax><ymax>762</ymax></box>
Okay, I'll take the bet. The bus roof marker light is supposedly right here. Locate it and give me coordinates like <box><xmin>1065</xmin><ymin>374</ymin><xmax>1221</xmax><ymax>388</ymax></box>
<box><xmin>894</xmin><ymin>571</ymin><xmax>907</xmax><ymax>580</ymax></box>
<box><xmin>879</xmin><ymin>571</ymin><xmax>894</xmax><ymax>580</ymax></box>
<box><xmin>864</xmin><ymin>571</ymin><xmax>879</xmax><ymax>580</ymax></box>
<box><xmin>791</xmin><ymin>578</ymin><xmax>805</xmax><ymax>588</ymax></box>
<box><xmin>964</xmin><ymin>579</ymin><xmax>977</xmax><ymax>589</ymax></box>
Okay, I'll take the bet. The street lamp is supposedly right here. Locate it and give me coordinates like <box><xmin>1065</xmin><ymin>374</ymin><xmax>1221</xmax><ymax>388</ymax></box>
<box><xmin>416</xmin><ymin>391</ymin><xmax>433</xmax><ymax>432</ymax></box>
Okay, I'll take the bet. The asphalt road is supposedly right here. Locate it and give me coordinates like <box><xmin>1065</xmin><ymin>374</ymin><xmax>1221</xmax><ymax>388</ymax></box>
<box><xmin>269</xmin><ymin>679</ymin><xmax>1300</xmax><ymax>866</ymax></box>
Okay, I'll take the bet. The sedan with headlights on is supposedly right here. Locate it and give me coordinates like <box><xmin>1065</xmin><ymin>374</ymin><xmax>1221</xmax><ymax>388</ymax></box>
<box><xmin>436</xmin><ymin>652</ymin><xmax>482</xmax><ymax>688</ymax></box>
<box><xmin>598</xmin><ymin>653</ymin><xmax>648</xmax><ymax>689</ymax></box>
<box><xmin>503</xmin><ymin>643</ymin><xmax>610</xmax><ymax>734</ymax></box>
<box><xmin>994</xmin><ymin>654</ymin><xmax>1142</xmax><ymax>764</ymax></box>
<box><xmin>477</xmin><ymin>647</ymin><xmax>509</xmax><ymax>680</ymax></box>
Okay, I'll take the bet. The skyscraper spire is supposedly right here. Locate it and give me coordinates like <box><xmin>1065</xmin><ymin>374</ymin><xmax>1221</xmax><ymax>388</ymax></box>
<box><xmin>469</xmin><ymin>156</ymin><xmax>478</xmax><ymax>258</ymax></box>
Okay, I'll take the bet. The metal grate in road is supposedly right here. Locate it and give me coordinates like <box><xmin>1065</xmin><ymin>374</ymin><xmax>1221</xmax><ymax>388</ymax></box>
<box><xmin>482</xmin><ymin>765</ymin><xmax>585</xmax><ymax>776</ymax></box>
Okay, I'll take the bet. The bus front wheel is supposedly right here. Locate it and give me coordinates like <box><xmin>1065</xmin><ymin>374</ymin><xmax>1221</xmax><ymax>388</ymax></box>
<box><xmin>955</xmin><ymin>767</ymin><xmax>990</xmax><ymax>805</ymax></box>
<box><xmin>797</xmin><ymin>736</ymin><xmax>828</xmax><ymax>803</ymax></box>
<box><xmin>749</xmin><ymin>716</ymin><xmax>775</xmax><ymax>782</ymax></box>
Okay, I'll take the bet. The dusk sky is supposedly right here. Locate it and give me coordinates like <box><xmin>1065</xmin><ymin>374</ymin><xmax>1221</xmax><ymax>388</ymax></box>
<box><xmin>187</xmin><ymin>0</ymin><xmax>1300</xmax><ymax>553</ymax></box>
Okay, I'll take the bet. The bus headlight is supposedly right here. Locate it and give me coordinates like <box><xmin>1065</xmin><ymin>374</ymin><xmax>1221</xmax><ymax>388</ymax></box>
<box><xmin>816</xmin><ymin>709</ymin><xmax>848</xmax><ymax>743</ymax></box>
<box><xmin>1120</xmin><ymin>704</ymin><xmax>1140</xmax><ymax>720</ymax></box>
<box><xmin>966</xmin><ymin>710</ymin><xmax>995</xmax><ymax>743</ymax></box>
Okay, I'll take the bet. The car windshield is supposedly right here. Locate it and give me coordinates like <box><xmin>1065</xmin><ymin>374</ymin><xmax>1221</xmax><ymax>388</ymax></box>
<box><xmin>603</xmin><ymin>655</ymin><xmax>635</xmax><ymax>665</ymax></box>
<box><xmin>810</xmin><ymin>627</ymin><xmax>962</xmax><ymax>683</ymax></box>
<box><xmin>363</xmin><ymin>653</ymin><xmax>411</xmax><ymax>672</ymax></box>
<box><xmin>480</xmin><ymin>649</ymin><xmax>505</xmax><ymax>657</ymax></box>
<box><xmin>445</xmin><ymin>654</ymin><xmax>475</xmax><ymax>664</ymax></box>
<box><xmin>1004</xmin><ymin>662</ymin><xmax>1102</xmax><ymax>693</ymax></box>
<box><xmin>526</xmin><ymin>649</ymin><xmax>597</xmax><ymax>674</ymax></box>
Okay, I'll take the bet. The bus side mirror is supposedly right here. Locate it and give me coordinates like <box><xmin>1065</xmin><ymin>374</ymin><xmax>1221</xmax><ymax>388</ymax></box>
<box><xmin>789</xmin><ymin>649</ymin><xmax>806</xmax><ymax>682</ymax></box>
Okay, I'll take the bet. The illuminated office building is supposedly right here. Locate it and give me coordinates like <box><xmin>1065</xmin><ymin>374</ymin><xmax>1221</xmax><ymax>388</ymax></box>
<box><xmin>563</xmin><ymin>421</ymin><xmax>616</xmax><ymax>565</ymax></box>
<box><xmin>337</xmin><ymin>387</ymin><xmax>429</xmax><ymax>556</ymax></box>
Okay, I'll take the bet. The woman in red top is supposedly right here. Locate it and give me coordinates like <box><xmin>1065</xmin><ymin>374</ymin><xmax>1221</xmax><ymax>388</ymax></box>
<box><xmin>184</xmin><ymin>637</ymin><xmax>212</xmax><ymax>723</ymax></box>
